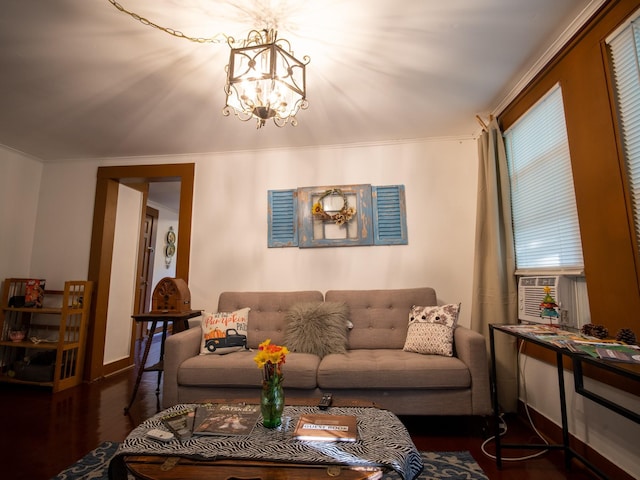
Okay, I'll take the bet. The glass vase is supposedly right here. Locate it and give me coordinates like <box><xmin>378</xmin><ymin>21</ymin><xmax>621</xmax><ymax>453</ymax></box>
<box><xmin>261</xmin><ymin>376</ymin><xmax>285</xmax><ymax>428</ymax></box>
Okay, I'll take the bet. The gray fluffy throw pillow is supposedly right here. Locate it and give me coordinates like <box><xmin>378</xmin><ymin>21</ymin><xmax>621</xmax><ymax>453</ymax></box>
<box><xmin>284</xmin><ymin>302</ymin><xmax>350</xmax><ymax>358</ymax></box>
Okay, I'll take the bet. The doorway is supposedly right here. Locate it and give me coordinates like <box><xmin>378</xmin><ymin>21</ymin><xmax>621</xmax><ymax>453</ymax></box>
<box><xmin>85</xmin><ymin>163</ymin><xmax>194</xmax><ymax>381</ymax></box>
<box><xmin>136</xmin><ymin>206</ymin><xmax>158</xmax><ymax>341</ymax></box>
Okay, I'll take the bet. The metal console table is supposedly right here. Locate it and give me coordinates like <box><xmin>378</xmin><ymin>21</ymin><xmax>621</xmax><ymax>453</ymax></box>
<box><xmin>489</xmin><ymin>324</ymin><xmax>640</xmax><ymax>480</ymax></box>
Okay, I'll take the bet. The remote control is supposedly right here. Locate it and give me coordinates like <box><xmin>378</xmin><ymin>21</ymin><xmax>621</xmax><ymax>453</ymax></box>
<box><xmin>318</xmin><ymin>393</ymin><xmax>333</xmax><ymax>410</ymax></box>
<box><xmin>146</xmin><ymin>428</ymin><xmax>175</xmax><ymax>442</ymax></box>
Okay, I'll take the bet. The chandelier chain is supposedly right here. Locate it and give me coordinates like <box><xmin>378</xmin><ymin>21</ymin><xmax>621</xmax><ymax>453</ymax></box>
<box><xmin>106</xmin><ymin>0</ymin><xmax>229</xmax><ymax>44</ymax></box>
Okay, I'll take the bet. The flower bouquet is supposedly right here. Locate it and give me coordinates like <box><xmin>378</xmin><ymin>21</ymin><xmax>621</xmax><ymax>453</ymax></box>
<box><xmin>254</xmin><ymin>339</ymin><xmax>289</xmax><ymax>428</ymax></box>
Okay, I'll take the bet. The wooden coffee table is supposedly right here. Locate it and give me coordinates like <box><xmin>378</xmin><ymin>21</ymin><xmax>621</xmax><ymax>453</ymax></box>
<box><xmin>125</xmin><ymin>456</ymin><xmax>383</xmax><ymax>479</ymax></box>
<box><xmin>123</xmin><ymin>398</ymin><xmax>383</xmax><ymax>480</ymax></box>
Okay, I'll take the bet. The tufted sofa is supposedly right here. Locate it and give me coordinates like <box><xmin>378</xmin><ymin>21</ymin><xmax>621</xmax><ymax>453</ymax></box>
<box><xmin>163</xmin><ymin>288</ymin><xmax>491</xmax><ymax>416</ymax></box>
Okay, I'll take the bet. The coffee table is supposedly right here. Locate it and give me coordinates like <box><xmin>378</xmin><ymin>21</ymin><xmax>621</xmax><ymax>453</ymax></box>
<box><xmin>109</xmin><ymin>398</ymin><xmax>423</xmax><ymax>480</ymax></box>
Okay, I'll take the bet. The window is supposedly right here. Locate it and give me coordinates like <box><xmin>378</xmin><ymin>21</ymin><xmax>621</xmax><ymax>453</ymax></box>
<box><xmin>504</xmin><ymin>85</ymin><xmax>584</xmax><ymax>272</ymax></box>
<box><xmin>608</xmin><ymin>13</ymin><xmax>640</xmax><ymax>261</ymax></box>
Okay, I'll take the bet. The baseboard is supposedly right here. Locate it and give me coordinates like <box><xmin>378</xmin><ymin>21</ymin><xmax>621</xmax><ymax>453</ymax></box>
<box><xmin>517</xmin><ymin>400</ymin><xmax>635</xmax><ymax>480</ymax></box>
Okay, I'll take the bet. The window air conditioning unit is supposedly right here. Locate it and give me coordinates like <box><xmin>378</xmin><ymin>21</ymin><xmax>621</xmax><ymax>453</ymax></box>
<box><xmin>517</xmin><ymin>276</ymin><xmax>590</xmax><ymax>327</ymax></box>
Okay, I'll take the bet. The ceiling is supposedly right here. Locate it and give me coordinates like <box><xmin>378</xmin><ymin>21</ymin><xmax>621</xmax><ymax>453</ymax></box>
<box><xmin>0</xmin><ymin>0</ymin><xmax>602</xmax><ymax>163</ymax></box>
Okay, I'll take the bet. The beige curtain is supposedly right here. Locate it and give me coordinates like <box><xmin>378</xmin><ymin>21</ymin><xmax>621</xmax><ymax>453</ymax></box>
<box><xmin>471</xmin><ymin>117</ymin><xmax>519</xmax><ymax>413</ymax></box>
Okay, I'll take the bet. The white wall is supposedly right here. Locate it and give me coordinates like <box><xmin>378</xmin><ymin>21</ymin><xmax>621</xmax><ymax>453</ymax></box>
<box><xmin>0</xmin><ymin>147</ymin><xmax>43</xmax><ymax>283</ymax></box>
<box><xmin>30</xmin><ymin>159</ymin><xmax>97</xmax><ymax>290</ymax></box>
<box><xmin>519</xmin><ymin>355</ymin><xmax>640</xmax><ymax>477</ymax></box>
<box><xmin>103</xmin><ymin>184</ymin><xmax>142</xmax><ymax>364</ymax></box>
<box><xmin>183</xmin><ymin>139</ymin><xmax>479</xmax><ymax>321</ymax></box>
<box><xmin>148</xmin><ymin>200</ymin><xmax>179</xmax><ymax>299</ymax></box>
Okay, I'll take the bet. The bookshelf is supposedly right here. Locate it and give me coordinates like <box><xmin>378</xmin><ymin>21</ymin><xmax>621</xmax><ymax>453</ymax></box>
<box><xmin>0</xmin><ymin>278</ymin><xmax>93</xmax><ymax>392</ymax></box>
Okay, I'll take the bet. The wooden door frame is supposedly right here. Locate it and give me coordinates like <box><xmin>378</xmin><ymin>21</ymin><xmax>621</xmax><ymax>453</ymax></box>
<box><xmin>85</xmin><ymin>163</ymin><xmax>194</xmax><ymax>381</ymax></box>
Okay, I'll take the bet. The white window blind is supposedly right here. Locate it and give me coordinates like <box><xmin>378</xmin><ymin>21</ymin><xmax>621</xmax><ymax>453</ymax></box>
<box><xmin>608</xmin><ymin>14</ymin><xmax>640</xmax><ymax>260</ymax></box>
<box><xmin>504</xmin><ymin>85</ymin><xmax>584</xmax><ymax>272</ymax></box>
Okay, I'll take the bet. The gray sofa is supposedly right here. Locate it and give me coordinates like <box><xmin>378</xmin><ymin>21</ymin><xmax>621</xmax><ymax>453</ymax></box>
<box><xmin>163</xmin><ymin>288</ymin><xmax>491</xmax><ymax>416</ymax></box>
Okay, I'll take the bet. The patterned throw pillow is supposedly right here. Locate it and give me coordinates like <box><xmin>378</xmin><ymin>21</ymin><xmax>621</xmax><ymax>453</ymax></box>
<box><xmin>199</xmin><ymin>307</ymin><xmax>250</xmax><ymax>355</ymax></box>
<box><xmin>403</xmin><ymin>304</ymin><xmax>460</xmax><ymax>356</ymax></box>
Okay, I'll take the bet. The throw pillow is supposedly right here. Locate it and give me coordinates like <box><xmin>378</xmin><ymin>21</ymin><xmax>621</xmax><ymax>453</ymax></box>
<box><xmin>199</xmin><ymin>307</ymin><xmax>250</xmax><ymax>355</ymax></box>
<box><xmin>284</xmin><ymin>302</ymin><xmax>350</xmax><ymax>358</ymax></box>
<box><xmin>403</xmin><ymin>304</ymin><xmax>460</xmax><ymax>356</ymax></box>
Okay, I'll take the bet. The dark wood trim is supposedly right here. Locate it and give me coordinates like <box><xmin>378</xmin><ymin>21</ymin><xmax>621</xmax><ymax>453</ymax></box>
<box><xmin>498</xmin><ymin>0</ymin><xmax>640</xmax><ymax>389</ymax></box>
<box><xmin>85</xmin><ymin>163</ymin><xmax>194</xmax><ymax>382</ymax></box>
<box><xmin>86</xmin><ymin>176</ymin><xmax>119</xmax><ymax>381</ymax></box>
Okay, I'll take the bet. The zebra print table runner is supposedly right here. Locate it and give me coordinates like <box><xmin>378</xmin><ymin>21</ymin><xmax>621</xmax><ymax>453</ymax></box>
<box><xmin>109</xmin><ymin>404</ymin><xmax>424</xmax><ymax>480</ymax></box>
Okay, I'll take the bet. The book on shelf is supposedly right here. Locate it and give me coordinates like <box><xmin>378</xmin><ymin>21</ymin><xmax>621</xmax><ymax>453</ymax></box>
<box><xmin>24</xmin><ymin>279</ymin><xmax>46</xmax><ymax>308</ymax></box>
<box><xmin>293</xmin><ymin>413</ymin><xmax>358</xmax><ymax>442</ymax></box>
<box><xmin>193</xmin><ymin>403</ymin><xmax>261</xmax><ymax>436</ymax></box>
<box><xmin>161</xmin><ymin>406</ymin><xmax>196</xmax><ymax>440</ymax></box>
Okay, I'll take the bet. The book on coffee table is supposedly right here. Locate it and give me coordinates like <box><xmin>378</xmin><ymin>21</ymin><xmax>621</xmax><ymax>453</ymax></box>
<box><xmin>293</xmin><ymin>413</ymin><xmax>358</xmax><ymax>442</ymax></box>
<box><xmin>193</xmin><ymin>403</ymin><xmax>261</xmax><ymax>436</ymax></box>
<box><xmin>161</xmin><ymin>406</ymin><xmax>196</xmax><ymax>440</ymax></box>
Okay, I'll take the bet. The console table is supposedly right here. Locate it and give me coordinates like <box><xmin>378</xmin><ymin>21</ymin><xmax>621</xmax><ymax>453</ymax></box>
<box><xmin>489</xmin><ymin>324</ymin><xmax>640</xmax><ymax>480</ymax></box>
<box><xmin>125</xmin><ymin>310</ymin><xmax>202</xmax><ymax>413</ymax></box>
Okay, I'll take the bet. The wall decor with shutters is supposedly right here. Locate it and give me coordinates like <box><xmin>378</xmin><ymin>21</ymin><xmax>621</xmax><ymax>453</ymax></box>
<box><xmin>268</xmin><ymin>184</ymin><xmax>407</xmax><ymax>248</ymax></box>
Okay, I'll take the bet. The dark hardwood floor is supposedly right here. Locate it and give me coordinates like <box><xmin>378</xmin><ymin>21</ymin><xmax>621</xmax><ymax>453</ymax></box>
<box><xmin>0</xmin><ymin>333</ymin><xmax>601</xmax><ymax>480</ymax></box>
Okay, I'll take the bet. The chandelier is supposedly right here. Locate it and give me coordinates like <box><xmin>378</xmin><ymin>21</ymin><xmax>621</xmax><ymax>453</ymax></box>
<box><xmin>223</xmin><ymin>29</ymin><xmax>310</xmax><ymax>128</ymax></box>
<box><xmin>106</xmin><ymin>1</ymin><xmax>310</xmax><ymax>128</ymax></box>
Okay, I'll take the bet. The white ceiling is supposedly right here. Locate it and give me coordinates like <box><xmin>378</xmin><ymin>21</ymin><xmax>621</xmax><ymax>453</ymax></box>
<box><xmin>0</xmin><ymin>0</ymin><xmax>602</xmax><ymax>162</ymax></box>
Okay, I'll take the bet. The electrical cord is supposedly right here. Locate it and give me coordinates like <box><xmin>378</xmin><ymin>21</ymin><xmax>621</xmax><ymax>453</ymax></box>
<box><xmin>481</xmin><ymin>340</ymin><xmax>550</xmax><ymax>461</ymax></box>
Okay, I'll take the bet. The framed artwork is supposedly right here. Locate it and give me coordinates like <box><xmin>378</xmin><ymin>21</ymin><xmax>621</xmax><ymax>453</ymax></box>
<box><xmin>298</xmin><ymin>184</ymin><xmax>373</xmax><ymax>247</ymax></box>
<box><xmin>268</xmin><ymin>184</ymin><xmax>407</xmax><ymax>248</ymax></box>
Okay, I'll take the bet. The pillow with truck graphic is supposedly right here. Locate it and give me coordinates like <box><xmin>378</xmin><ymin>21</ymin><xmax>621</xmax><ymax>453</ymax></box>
<box><xmin>199</xmin><ymin>307</ymin><xmax>250</xmax><ymax>355</ymax></box>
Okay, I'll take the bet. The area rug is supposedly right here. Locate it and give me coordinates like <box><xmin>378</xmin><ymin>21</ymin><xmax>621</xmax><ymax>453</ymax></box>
<box><xmin>52</xmin><ymin>441</ymin><xmax>489</xmax><ymax>480</ymax></box>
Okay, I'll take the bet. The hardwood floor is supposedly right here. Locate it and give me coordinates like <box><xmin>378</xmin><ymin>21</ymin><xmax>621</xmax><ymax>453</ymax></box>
<box><xmin>0</xmin><ymin>333</ymin><xmax>601</xmax><ymax>480</ymax></box>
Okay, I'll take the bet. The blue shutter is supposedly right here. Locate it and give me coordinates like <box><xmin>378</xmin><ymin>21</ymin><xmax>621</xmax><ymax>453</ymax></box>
<box><xmin>268</xmin><ymin>189</ymin><xmax>298</xmax><ymax>247</ymax></box>
<box><xmin>373</xmin><ymin>185</ymin><xmax>407</xmax><ymax>245</ymax></box>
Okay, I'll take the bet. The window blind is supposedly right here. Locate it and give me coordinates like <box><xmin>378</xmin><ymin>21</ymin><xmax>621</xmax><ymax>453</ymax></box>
<box><xmin>504</xmin><ymin>85</ymin><xmax>584</xmax><ymax>271</ymax></box>
<box><xmin>608</xmin><ymin>15</ymin><xmax>640</xmax><ymax>260</ymax></box>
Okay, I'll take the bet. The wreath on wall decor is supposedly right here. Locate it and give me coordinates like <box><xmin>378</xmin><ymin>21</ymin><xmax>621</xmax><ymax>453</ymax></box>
<box><xmin>311</xmin><ymin>188</ymin><xmax>356</xmax><ymax>226</ymax></box>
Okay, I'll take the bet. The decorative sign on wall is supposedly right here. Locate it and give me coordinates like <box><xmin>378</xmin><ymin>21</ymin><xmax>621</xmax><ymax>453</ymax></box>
<box><xmin>268</xmin><ymin>184</ymin><xmax>407</xmax><ymax>248</ymax></box>
<box><xmin>165</xmin><ymin>226</ymin><xmax>176</xmax><ymax>268</ymax></box>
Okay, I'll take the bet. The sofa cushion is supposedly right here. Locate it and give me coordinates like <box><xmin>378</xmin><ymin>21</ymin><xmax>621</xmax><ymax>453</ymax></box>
<box><xmin>325</xmin><ymin>288</ymin><xmax>437</xmax><ymax>349</ymax></box>
<box><xmin>178</xmin><ymin>350</ymin><xmax>321</xmax><ymax>389</ymax></box>
<box><xmin>403</xmin><ymin>304</ymin><xmax>460</xmax><ymax>356</ymax></box>
<box><xmin>217</xmin><ymin>291</ymin><xmax>324</xmax><ymax>349</ymax></box>
<box><xmin>317</xmin><ymin>349</ymin><xmax>470</xmax><ymax>389</ymax></box>
<box><xmin>199</xmin><ymin>308</ymin><xmax>250</xmax><ymax>355</ymax></box>
<box><xmin>284</xmin><ymin>301</ymin><xmax>349</xmax><ymax>358</ymax></box>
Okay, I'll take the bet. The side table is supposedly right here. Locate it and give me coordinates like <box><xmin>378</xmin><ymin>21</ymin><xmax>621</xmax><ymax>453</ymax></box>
<box><xmin>124</xmin><ymin>310</ymin><xmax>202</xmax><ymax>413</ymax></box>
<box><xmin>489</xmin><ymin>324</ymin><xmax>640</xmax><ymax>480</ymax></box>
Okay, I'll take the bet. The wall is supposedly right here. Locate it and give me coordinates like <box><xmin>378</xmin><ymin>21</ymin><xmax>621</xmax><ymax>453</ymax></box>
<box><xmin>181</xmin><ymin>139</ymin><xmax>479</xmax><ymax>322</ymax></box>
<box><xmin>0</xmin><ymin>146</ymin><xmax>42</xmax><ymax>283</ymax></box>
<box><xmin>148</xmin><ymin>200</ymin><xmax>178</xmax><ymax>299</ymax></box>
<box><xmin>103</xmin><ymin>184</ymin><xmax>142</xmax><ymax>364</ymax></box>
<box><xmin>519</xmin><ymin>356</ymin><xmax>640</xmax><ymax>477</ymax></box>
<box><xmin>27</xmin><ymin>137</ymin><xmax>478</xmax><ymax>327</ymax></box>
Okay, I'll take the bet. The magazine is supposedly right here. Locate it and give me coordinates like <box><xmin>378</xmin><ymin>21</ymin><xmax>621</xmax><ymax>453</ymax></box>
<box><xmin>193</xmin><ymin>403</ymin><xmax>261</xmax><ymax>436</ymax></box>
<box><xmin>293</xmin><ymin>413</ymin><xmax>358</xmax><ymax>442</ymax></box>
<box><xmin>594</xmin><ymin>345</ymin><xmax>640</xmax><ymax>364</ymax></box>
<box><xmin>161</xmin><ymin>406</ymin><xmax>196</xmax><ymax>440</ymax></box>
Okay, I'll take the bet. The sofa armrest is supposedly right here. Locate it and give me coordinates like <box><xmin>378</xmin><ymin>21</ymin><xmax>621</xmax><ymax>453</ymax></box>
<box><xmin>454</xmin><ymin>326</ymin><xmax>492</xmax><ymax>415</ymax></box>
<box><xmin>162</xmin><ymin>327</ymin><xmax>201</xmax><ymax>409</ymax></box>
